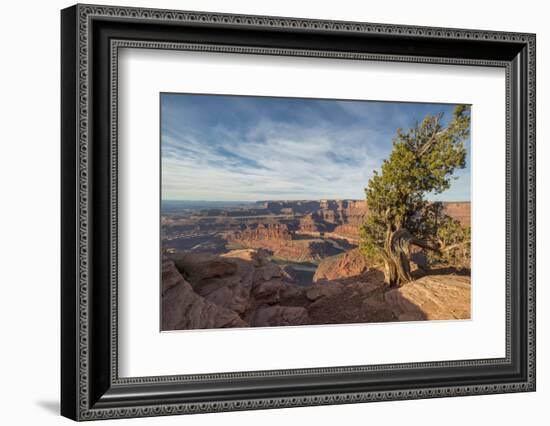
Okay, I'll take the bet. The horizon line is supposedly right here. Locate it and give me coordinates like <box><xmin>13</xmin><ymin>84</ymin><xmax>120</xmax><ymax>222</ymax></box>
<box><xmin>161</xmin><ymin>198</ymin><xmax>472</xmax><ymax>203</ymax></box>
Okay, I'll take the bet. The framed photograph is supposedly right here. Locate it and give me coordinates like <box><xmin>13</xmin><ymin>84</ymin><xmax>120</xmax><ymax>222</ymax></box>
<box><xmin>61</xmin><ymin>4</ymin><xmax>536</xmax><ymax>421</ymax></box>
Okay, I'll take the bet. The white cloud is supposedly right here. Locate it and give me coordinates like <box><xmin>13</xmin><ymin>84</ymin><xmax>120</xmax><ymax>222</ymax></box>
<box><xmin>162</xmin><ymin>116</ymin><xmax>390</xmax><ymax>201</ymax></box>
<box><xmin>161</xmin><ymin>98</ymin><xmax>469</xmax><ymax>202</ymax></box>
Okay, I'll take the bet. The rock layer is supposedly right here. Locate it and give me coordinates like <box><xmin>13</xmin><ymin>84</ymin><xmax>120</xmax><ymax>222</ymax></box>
<box><xmin>313</xmin><ymin>248</ymin><xmax>369</xmax><ymax>282</ymax></box>
<box><xmin>162</xmin><ymin>248</ymin><xmax>471</xmax><ymax>331</ymax></box>
<box><xmin>161</xmin><ymin>257</ymin><xmax>247</xmax><ymax>330</ymax></box>
<box><xmin>163</xmin><ymin>249</ymin><xmax>311</xmax><ymax>329</ymax></box>
<box><xmin>361</xmin><ymin>274</ymin><xmax>471</xmax><ymax>322</ymax></box>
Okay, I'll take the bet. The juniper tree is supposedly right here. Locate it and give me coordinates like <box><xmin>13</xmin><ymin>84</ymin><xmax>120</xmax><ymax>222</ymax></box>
<box><xmin>359</xmin><ymin>105</ymin><xmax>470</xmax><ymax>286</ymax></box>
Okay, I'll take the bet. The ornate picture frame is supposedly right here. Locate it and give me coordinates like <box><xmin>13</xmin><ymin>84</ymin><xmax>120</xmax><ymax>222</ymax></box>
<box><xmin>61</xmin><ymin>4</ymin><xmax>535</xmax><ymax>421</ymax></box>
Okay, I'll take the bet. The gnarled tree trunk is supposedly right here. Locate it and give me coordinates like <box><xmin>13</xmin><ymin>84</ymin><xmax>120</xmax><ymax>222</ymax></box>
<box><xmin>382</xmin><ymin>228</ymin><xmax>439</xmax><ymax>287</ymax></box>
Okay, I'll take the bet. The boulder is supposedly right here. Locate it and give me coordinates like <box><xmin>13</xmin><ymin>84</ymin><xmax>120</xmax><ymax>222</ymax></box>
<box><xmin>248</xmin><ymin>305</ymin><xmax>309</xmax><ymax>327</ymax></box>
<box><xmin>253</xmin><ymin>262</ymin><xmax>282</xmax><ymax>281</ymax></box>
<box><xmin>361</xmin><ymin>274</ymin><xmax>471</xmax><ymax>322</ymax></box>
<box><xmin>161</xmin><ymin>258</ymin><xmax>247</xmax><ymax>330</ymax></box>
<box><xmin>383</xmin><ymin>275</ymin><xmax>471</xmax><ymax>321</ymax></box>
<box><xmin>168</xmin><ymin>252</ymin><xmax>237</xmax><ymax>284</ymax></box>
<box><xmin>252</xmin><ymin>279</ymin><xmax>287</xmax><ymax>304</ymax></box>
<box><xmin>305</xmin><ymin>282</ymin><xmax>344</xmax><ymax>301</ymax></box>
<box><xmin>171</xmin><ymin>249</ymin><xmax>297</xmax><ymax>315</ymax></box>
<box><xmin>346</xmin><ymin>280</ymin><xmax>384</xmax><ymax>298</ymax></box>
<box><xmin>193</xmin><ymin>267</ymin><xmax>254</xmax><ymax>314</ymax></box>
<box><xmin>252</xmin><ymin>279</ymin><xmax>303</xmax><ymax>304</ymax></box>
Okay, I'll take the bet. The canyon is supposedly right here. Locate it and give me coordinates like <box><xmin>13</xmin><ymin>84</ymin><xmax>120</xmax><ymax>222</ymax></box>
<box><xmin>162</xmin><ymin>199</ymin><xmax>469</xmax><ymax>283</ymax></box>
<box><xmin>161</xmin><ymin>199</ymin><xmax>471</xmax><ymax>330</ymax></box>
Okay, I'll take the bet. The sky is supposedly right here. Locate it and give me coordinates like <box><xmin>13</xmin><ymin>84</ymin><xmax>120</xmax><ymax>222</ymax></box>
<box><xmin>161</xmin><ymin>93</ymin><xmax>471</xmax><ymax>202</ymax></box>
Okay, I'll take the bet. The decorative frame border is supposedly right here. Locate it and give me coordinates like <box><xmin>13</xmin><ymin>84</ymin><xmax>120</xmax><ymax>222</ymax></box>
<box><xmin>62</xmin><ymin>3</ymin><xmax>535</xmax><ymax>421</ymax></box>
<box><xmin>109</xmin><ymin>40</ymin><xmax>511</xmax><ymax>385</ymax></box>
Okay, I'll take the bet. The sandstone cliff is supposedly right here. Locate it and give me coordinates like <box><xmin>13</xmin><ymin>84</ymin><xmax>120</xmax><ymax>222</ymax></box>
<box><xmin>161</xmin><ymin>257</ymin><xmax>247</xmax><ymax>330</ymax></box>
<box><xmin>312</xmin><ymin>248</ymin><xmax>369</xmax><ymax>282</ymax></box>
<box><xmin>227</xmin><ymin>224</ymin><xmax>342</xmax><ymax>263</ymax></box>
<box><xmin>163</xmin><ymin>249</ymin><xmax>308</xmax><ymax>329</ymax></box>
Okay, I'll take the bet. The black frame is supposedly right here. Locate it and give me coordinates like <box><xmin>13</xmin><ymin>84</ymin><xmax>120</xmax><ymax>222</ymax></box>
<box><xmin>61</xmin><ymin>4</ymin><xmax>536</xmax><ymax>421</ymax></box>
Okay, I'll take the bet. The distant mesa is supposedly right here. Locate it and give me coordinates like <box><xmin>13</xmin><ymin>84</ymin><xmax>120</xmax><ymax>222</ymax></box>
<box><xmin>161</xmin><ymin>199</ymin><xmax>469</xmax><ymax>263</ymax></box>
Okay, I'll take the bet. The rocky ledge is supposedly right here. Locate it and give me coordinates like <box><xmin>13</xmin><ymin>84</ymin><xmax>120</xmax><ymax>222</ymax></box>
<box><xmin>162</xmin><ymin>248</ymin><xmax>471</xmax><ymax>330</ymax></box>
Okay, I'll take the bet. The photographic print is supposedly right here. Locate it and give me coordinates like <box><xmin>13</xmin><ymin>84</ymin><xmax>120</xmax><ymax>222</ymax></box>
<box><xmin>160</xmin><ymin>94</ymin><xmax>471</xmax><ymax>331</ymax></box>
<box><xmin>61</xmin><ymin>7</ymin><xmax>535</xmax><ymax>417</ymax></box>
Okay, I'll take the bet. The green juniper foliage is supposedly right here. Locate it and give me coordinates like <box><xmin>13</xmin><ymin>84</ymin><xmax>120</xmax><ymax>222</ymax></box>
<box><xmin>427</xmin><ymin>209</ymin><xmax>471</xmax><ymax>268</ymax></box>
<box><xmin>359</xmin><ymin>105</ymin><xmax>471</xmax><ymax>286</ymax></box>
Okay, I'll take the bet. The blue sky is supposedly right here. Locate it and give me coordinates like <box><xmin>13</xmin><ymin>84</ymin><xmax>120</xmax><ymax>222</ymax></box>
<box><xmin>161</xmin><ymin>94</ymin><xmax>471</xmax><ymax>202</ymax></box>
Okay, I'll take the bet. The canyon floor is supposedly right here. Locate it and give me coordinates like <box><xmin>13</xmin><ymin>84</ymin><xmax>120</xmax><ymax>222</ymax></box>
<box><xmin>161</xmin><ymin>200</ymin><xmax>471</xmax><ymax>330</ymax></box>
